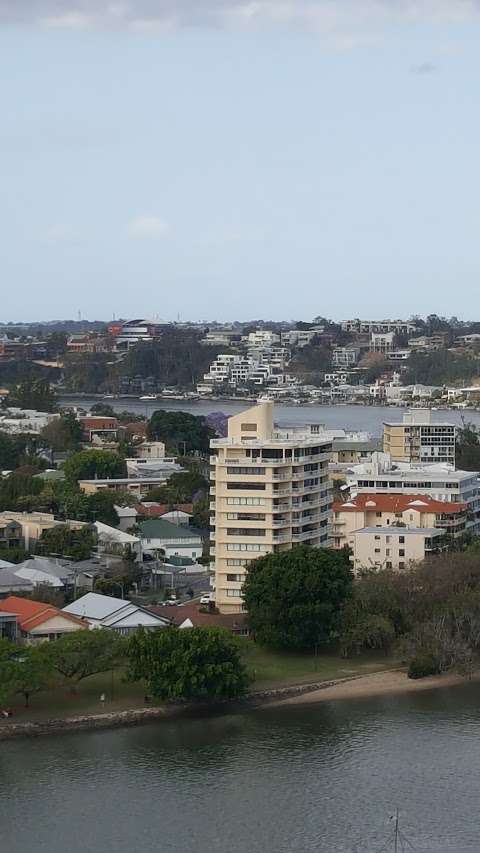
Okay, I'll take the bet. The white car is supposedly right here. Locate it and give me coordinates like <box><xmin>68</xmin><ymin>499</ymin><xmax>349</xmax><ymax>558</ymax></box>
<box><xmin>199</xmin><ymin>594</ymin><xmax>212</xmax><ymax>605</ymax></box>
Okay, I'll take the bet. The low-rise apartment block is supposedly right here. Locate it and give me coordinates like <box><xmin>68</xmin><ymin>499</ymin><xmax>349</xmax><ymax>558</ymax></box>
<box><xmin>348</xmin><ymin>454</ymin><xmax>480</xmax><ymax>534</ymax></box>
<box><xmin>333</xmin><ymin>493</ymin><xmax>467</xmax><ymax>549</ymax></box>
<box><xmin>383</xmin><ymin>410</ymin><xmax>456</xmax><ymax>464</ymax></box>
<box><xmin>350</xmin><ymin>526</ymin><xmax>446</xmax><ymax>572</ymax></box>
<box><xmin>210</xmin><ymin>401</ymin><xmax>332</xmax><ymax>613</ymax></box>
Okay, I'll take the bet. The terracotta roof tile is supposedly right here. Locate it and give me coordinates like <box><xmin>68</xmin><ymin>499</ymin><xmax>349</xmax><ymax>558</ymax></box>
<box><xmin>0</xmin><ymin>595</ymin><xmax>87</xmax><ymax>632</ymax></box>
<box><xmin>333</xmin><ymin>494</ymin><xmax>467</xmax><ymax>515</ymax></box>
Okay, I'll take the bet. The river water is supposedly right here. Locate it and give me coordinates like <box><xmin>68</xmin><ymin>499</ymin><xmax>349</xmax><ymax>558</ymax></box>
<box><xmin>2</xmin><ymin>685</ymin><xmax>480</xmax><ymax>853</ymax></box>
<box><xmin>59</xmin><ymin>398</ymin><xmax>480</xmax><ymax>437</ymax></box>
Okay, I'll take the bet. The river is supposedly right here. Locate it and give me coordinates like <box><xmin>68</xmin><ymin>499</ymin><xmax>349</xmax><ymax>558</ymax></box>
<box><xmin>2</xmin><ymin>685</ymin><xmax>480</xmax><ymax>852</ymax></box>
<box><xmin>59</xmin><ymin>397</ymin><xmax>480</xmax><ymax>437</ymax></box>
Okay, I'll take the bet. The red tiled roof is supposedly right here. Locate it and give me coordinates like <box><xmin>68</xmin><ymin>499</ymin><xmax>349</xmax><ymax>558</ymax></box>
<box><xmin>333</xmin><ymin>494</ymin><xmax>467</xmax><ymax>515</ymax></box>
<box><xmin>148</xmin><ymin>603</ymin><xmax>248</xmax><ymax>631</ymax></box>
<box><xmin>79</xmin><ymin>417</ymin><xmax>118</xmax><ymax>429</ymax></box>
<box><xmin>0</xmin><ymin>596</ymin><xmax>87</xmax><ymax>632</ymax></box>
<box><xmin>136</xmin><ymin>503</ymin><xmax>194</xmax><ymax>518</ymax></box>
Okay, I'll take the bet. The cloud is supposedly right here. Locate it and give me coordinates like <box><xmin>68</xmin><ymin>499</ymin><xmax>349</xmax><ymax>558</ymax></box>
<box><xmin>0</xmin><ymin>0</ymin><xmax>479</xmax><ymax>35</ymax></box>
<box><xmin>127</xmin><ymin>215</ymin><xmax>169</xmax><ymax>238</ymax></box>
<box><xmin>411</xmin><ymin>62</ymin><xmax>437</xmax><ymax>74</ymax></box>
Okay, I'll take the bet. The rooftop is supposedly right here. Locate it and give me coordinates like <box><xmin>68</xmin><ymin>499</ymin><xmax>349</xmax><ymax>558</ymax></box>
<box><xmin>334</xmin><ymin>494</ymin><xmax>467</xmax><ymax>514</ymax></box>
<box><xmin>353</xmin><ymin>526</ymin><xmax>444</xmax><ymax>536</ymax></box>
<box><xmin>139</xmin><ymin>518</ymin><xmax>203</xmax><ymax>540</ymax></box>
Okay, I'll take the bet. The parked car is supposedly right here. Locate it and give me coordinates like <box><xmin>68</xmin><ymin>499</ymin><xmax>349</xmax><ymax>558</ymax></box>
<box><xmin>199</xmin><ymin>594</ymin><xmax>211</xmax><ymax>605</ymax></box>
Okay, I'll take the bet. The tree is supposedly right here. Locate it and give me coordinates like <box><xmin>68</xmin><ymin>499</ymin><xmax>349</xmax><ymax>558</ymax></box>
<box><xmin>40</xmin><ymin>414</ymin><xmax>83</xmax><ymax>453</ymax></box>
<box><xmin>0</xmin><ymin>432</ymin><xmax>24</xmax><ymax>470</ymax></box>
<box><xmin>90</xmin><ymin>403</ymin><xmax>116</xmax><ymax>417</ymax></box>
<box><xmin>192</xmin><ymin>495</ymin><xmax>210</xmax><ymax>531</ymax></box>
<box><xmin>456</xmin><ymin>423</ymin><xmax>480</xmax><ymax>472</ymax></box>
<box><xmin>243</xmin><ymin>546</ymin><xmax>353</xmax><ymax>650</ymax></box>
<box><xmin>147</xmin><ymin>410</ymin><xmax>214</xmax><ymax>455</ymax></box>
<box><xmin>0</xmin><ymin>473</ymin><xmax>44</xmax><ymax>512</ymax></box>
<box><xmin>46</xmin><ymin>630</ymin><xmax>125</xmax><ymax>686</ymax></box>
<box><xmin>63</xmin><ymin>449</ymin><xmax>126</xmax><ymax>482</ymax></box>
<box><xmin>146</xmin><ymin>471</ymin><xmax>208</xmax><ymax>504</ymax></box>
<box><xmin>40</xmin><ymin>524</ymin><xmax>97</xmax><ymax>561</ymax></box>
<box><xmin>8</xmin><ymin>379</ymin><xmax>57</xmax><ymax>412</ymax></box>
<box><xmin>0</xmin><ymin>642</ymin><xmax>53</xmax><ymax>708</ymax></box>
<box><xmin>127</xmin><ymin>626</ymin><xmax>250</xmax><ymax>701</ymax></box>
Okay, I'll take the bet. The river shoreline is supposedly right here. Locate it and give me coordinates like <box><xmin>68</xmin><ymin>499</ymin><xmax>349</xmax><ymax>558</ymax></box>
<box><xmin>1</xmin><ymin>668</ymin><xmax>476</xmax><ymax>740</ymax></box>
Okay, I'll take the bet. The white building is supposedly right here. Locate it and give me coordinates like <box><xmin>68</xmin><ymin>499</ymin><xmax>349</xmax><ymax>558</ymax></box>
<box><xmin>332</xmin><ymin>346</ymin><xmax>361</xmax><ymax>368</ymax></box>
<box><xmin>350</xmin><ymin>526</ymin><xmax>446</xmax><ymax>572</ymax></box>
<box><xmin>0</xmin><ymin>408</ymin><xmax>59</xmax><ymax>435</ymax></box>
<box><xmin>370</xmin><ymin>331</ymin><xmax>396</xmax><ymax>354</ymax></box>
<box><xmin>139</xmin><ymin>518</ymin><xmax>203</xmax><ymax>560</ymax></box>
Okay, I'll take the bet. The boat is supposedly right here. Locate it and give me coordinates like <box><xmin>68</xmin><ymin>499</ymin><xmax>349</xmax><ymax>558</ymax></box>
<box><xmin>139</xmin><ymin>394</ymin><xmax>157</xmax><ymax>401</ymax></box>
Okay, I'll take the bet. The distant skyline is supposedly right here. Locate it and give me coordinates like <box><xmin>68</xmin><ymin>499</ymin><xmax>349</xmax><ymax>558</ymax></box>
<box><xmin>2</xmin><ymin>1</ymin><xmax>480</xmax><ymax>321</ymax></box>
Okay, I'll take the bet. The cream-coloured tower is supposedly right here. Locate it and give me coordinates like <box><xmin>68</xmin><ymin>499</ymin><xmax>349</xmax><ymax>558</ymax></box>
<box><xmin>210</xmin><ymin>401</ymin><xmax>332</xmax><ymax>614</ymax></box>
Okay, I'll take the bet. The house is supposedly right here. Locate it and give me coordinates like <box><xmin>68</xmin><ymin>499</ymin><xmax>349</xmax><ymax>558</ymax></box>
<box><xmin>333</xmin><ymin>493</ymin><xmax>467</xmax><ymax>549</ymax></box>
<box><xmin>14</xmin><ymin>556</ymin><xmax>74</xmax><ymax>590</ymax></box>
<box><xmin>95</xmin><ymin>521</ymin><xmax>142</xmax><ymax>561</ymax></box>
<box><xmin>63</xmin><ymin>592</ymin><xmax>171</xmax><ymax>635</ymax></box>
<box><xmin>79</xmin><ymin>416</ymin><xmax>119</xmax><ymax>443</ymax></box>
<box><xmin>350</xmin><ymin>526</ymin><xmax>446</xmax><ymax>572</ymax></box>
<box><xmin>0</xmin><ymin>564</ymin><xmax>34</xmax><ymax>598</ymax></box>
<box><xmin>79</xmin><ymin>476</ymin><xmax>177</xmax><ymax>500</ymax></box>
<box><xmin>137</xmin><ymin>502</ymin><xmax>194</xmax><ymax>519</ymax></box>
<box><xmin>0</xmin><ymin>595</ymin><xmax>88</xmax><ymax>643</ymax></box>
<box><xmin>149</xmin><ymin>603</ymin><xmax>249</xmax><ymax>635</ymax></box>
<box><xmin>0</xmin><ymin>511</ymin><xmax>84</xmax><ymax>549</ymax></box>
<box><xmin>114</xmin><ymin>504</ymin><xmax>138</xmax><ymax>532</ymax></box>
<box><xmin>139</xmin><ymin>518</ymin><xmax>204</xmax><ymax>561</ymax></box>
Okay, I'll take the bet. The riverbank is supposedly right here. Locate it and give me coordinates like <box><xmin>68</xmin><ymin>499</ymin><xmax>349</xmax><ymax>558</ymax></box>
<box><xmin>271</xmin><ymin>668</ymin><xmax>480</xmax><ymax>707</ymax></box>
<box><xmin>1</xmin><ymin>667</ymin><xmax>477</xmax><ymax>740</ymax></box>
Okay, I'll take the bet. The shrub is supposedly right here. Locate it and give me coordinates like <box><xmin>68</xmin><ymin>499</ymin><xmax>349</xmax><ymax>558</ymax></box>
<box><xmin>408</xmin><ymin>653</ymin><xmax>441</xmax><ymax>680</ymax></box>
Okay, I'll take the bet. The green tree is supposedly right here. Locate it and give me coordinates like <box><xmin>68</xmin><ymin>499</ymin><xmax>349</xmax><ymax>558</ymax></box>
<box><xmin>8</xmin><ymin>379</ymin><xmax>57</xmax><ymax>412</ymax></box>
<box><xmin>127</xmin><ymin>626</ymin><xmax>250</xmax><ymax>701</ymax></box>
<box><xmin>90</xmin><ymin>403</ymin><xmax>116</xmax><ymax>417</ymax></box>
<box><xmin>0</xmin><ymin>642</ymin><xmax>53</xmax><ymax>708</ymax></box>
<box><xmin>63</xmin><ymin>449</ymin><xmax>126</xmax><ymax>482</ymax></box>
<box><xmin>147</xmin><ymin>410</ymin><xmax>214</xmax><ymax>454</ymax></box>
<box><xmin>0</xmin><ymin>432</ymin><xmax>24</xmax><ymax>470</ymax></box>
<box><xmin>0</xmin><ymin>473</ymin><xmax>44</xmax><ymax>512</ymax></box>
<box><xmin>243</xmin><ymin>546</ymin><xmax>353</xmax><ymax>650</ymax></box>
<box><xmin>456</xmin><ymin>423</ymin><xmax>480</xmax><ymax>472</ymax></box>
<box><xmin>46</xmin><ymin>630</ymin><xmax>125</xmax><ymax>686</ymax></box>
<box><xmin>146</xmin><ymin>471</ymin><xmax>208</xmax><ymax>505</ymax></box>
<box><xmin>192</xmin><ymin>495</ymin><xmax>210</xmax><ymax>530</ymax></box>
<box><xmin>40</xmin><ymin>524</ymin><xmax>96</xmax><ymax>561</ymax></box>
<box><xmin>40</xmin><ymin>413</ymin><xmax>83</xmax><ymax>453</ymax></box>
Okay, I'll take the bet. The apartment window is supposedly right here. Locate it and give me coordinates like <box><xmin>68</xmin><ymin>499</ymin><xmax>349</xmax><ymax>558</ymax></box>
<box><xmin>241</xmin><ymin>423</ymin><xmax>257</xmax><ymax>431</ymax></box>
<box><xmin>226</xmin><ymin>574</ymin><xmax>243</xmax><ymax>582</ymax></box>
<box><xmin>226</xmin><ymin>543</ymin><xmax>267</xmax><ymax>552</ymax></box>
<box><xmin>227</xmin><ymin>528</ymin><xmax>266</xmax><ymax>537</ymax></box>
<box><xmin>399</xmin><ymin>562</ymin><xmax>405</xmax><ymax>569</ymax></box>
<box><xmin>227</xmin><ymin>497</ymin><xmax>265</xmax><ymax>506</ymax></box>
<box><xmin>227</xmin><ymin>467</ymin><xmax>265</xmax><ymax>475</ymax></box>
<box><xmin>399</xmin><ymin>536</ymin><xmax>405</xmax><ymax>544</ymax></box>
<box><xmin>374</xmin><ymin>548</ymin><xmax>381</xmax><ymax>554</ymax></box>
<box><xmin>374</xmin><ymin>535</ymin><xmax>381</xmax><ymax>540</ymax></box>
<box><xmin>386</xmin><ymin>549</ymin><xmax>390</xmax><ymax>557</ymax></box>
<box><xmin>237</xmin><ymin>513</ymin><xmax>266</xmax><ymax>521</ymax></box>
<box><xmin>226</xmin><ymin>589</ymin><xmax>243</xmax><ymax>597</ymax></box>
<box><xmin>386</xmin><ymin>562</ymin><xmax>392</xmax><ymax>569</ymax></box>
<box><xmin>227</xmin><ymin>483</ymin><xmax>266</xmax><ymax>491</ymax></box>
<box><xmin>226</xmin><ymin>559</ymin><xmax>247</xmax><ymax>566</ymax></box>
<box><xmin>376</xmin><ymin>512</ymin><xmax>382</xmax><ymax>518</ymax></box>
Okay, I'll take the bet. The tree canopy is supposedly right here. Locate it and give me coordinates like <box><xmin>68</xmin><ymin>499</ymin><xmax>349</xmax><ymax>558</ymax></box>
<box><xmin>8</xmin><ymin>379</ymin><xmax>57</xmax><ymax>412</ymax></box>
<box><xmin>243</xmin><ymin>546</ymin><xmax>353</xmax><ymax>650</ymax></box>
<box><xmin>40</xmin><ymin>524</ymin><xmax>97</xmax><ymax>561</ymax></box>
<box><xmin>40</xmin><ymin>413</ymin><xmax>83</xmax><ymax>453</ymax></box>
<box><xmin>456</xmin><ymin>423</ymin><xmax>480</xmax><ymax>471</ymax></box>
<box><xmin>63</xmin><ymin>449</ymin><xmax>126</xmax><ymax>482</ymax></box>
<box><xmin>147</xmin><ymin>410</ymin><xmax>214</xmax><ymax>454</ymax></box>
<box><xmin>127</xmin><ymin>626</ymin><xmax>250</xmax><ymax>701</ymax></box>
<box><xmin>46</xmin><ymin>630</ymin><xmax>124</xmax><ymax>684</ymax></box>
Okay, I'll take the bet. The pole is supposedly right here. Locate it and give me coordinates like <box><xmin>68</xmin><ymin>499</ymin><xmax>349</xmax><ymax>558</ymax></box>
<box><xmin>394</xmin><ymin>808</ymin><xmax>399</xmax><ymax>853</ymax></box>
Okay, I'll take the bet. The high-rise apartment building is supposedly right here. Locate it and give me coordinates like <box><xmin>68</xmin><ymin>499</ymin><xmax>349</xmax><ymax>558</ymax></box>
<box><xmin>210</xmin><ymin>401</ymin><xmax>332</xmax><ymax>614</ymax></box>
<box><xmin>383</xmin><ymin>410</ymin><xmax>456</xmax><ymax>464</ymax></box>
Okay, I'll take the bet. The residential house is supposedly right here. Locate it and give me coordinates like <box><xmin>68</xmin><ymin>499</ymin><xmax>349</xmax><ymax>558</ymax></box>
<box><xmin>0</xmin><ymin>564</ymin><xmax>34</xmax><ymax>598</ymax></box>
<box><xmin>0</xmin><ymin>511</ymin><xmax>83</xmax><ymax>550</ymax></box>
<box><xmin>139</xmin><ymin>518</ymin><xmax>203</xmax><ymax>560</ymax></box>
<box><xmin>79</xmin><ymin>476</ymin><xmax>178</xmax><ymax>500</ymax></box>
<box><xmin>94</xmin><ymin>521</ymin><xmax>142</xmax><ymax>561</ymax></box>
<box><xmin>79</xmin><ymin>416</ymin><xmax>119</xmax><ymax>443</ymax></box>
<box><xmin>0</xmin><ymin>596</ymin><xmax>88</xmax><ymax>643</ymax></box>
<box><xmin>63</xmin><ymin>592</ymin><xmax>170</xmax><ymax>635</ymax></box>
<box><xmin>14</xmin><ymin>556</ymin><xmax>74</xmax><ymax>590</ymax></box>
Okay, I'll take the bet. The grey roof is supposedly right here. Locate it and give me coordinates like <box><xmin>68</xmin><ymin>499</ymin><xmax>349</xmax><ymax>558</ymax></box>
<box><xmin>0</xmin><ymin>568</ymin><xmax>33</xmax><ymax>590</ymax></box>
<box><xmin>332</xmin><ymin>439</ymin><xmax>382</xmax><ymax>452</ymax></box>
<box><xmin>16</xmin><ymin>557</ymin><xmax>73</xmax><ymax>580</ymax></box>
<box><xmin>139</xmin><ymin>518</ymin><xmax>203</xmax><ymax>541</ymax></box>
<box><xmin>63</xmin><ymin>592</ymin><xmax>129</xmax><ymax>620</ymax></box>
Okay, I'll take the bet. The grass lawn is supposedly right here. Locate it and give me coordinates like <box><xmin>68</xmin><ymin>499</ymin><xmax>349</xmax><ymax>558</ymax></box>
<box><xmin>239</xmin><ymin>641</ymin><xmax>396</xmax><ymax>690</ymax></box>
<box><xmin>0</xmin><ymin>643</ymin><xmax>396</xmax><ymax>723</ymax></box>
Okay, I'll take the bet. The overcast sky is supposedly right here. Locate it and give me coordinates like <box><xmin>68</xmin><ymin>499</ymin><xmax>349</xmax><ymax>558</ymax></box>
<box><xmin>2</xmin><ymin>1</ymin><xmax>480</xmax><ymax>322</ymax></box>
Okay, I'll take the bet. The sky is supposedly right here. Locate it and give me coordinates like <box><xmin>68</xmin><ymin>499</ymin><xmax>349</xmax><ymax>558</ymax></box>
<box><xmin>2</xmin><ymin>1</ymin><xmax>480</xmax><ymax>323</ymax></box>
